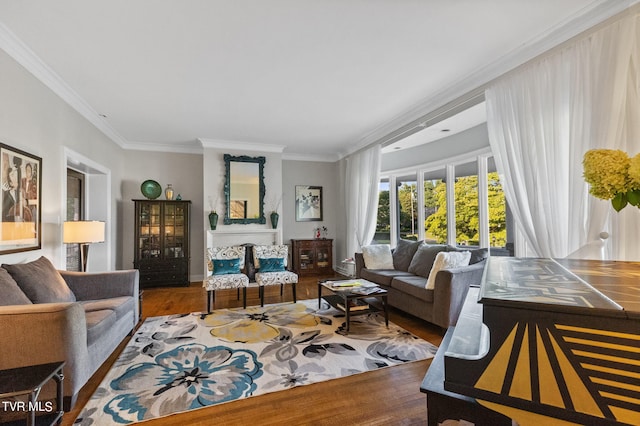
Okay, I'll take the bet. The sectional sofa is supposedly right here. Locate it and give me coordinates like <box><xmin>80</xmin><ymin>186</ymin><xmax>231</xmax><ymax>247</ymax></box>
<box><xmin>0</xmin><ymin>256</ymin><xmax>139</xmax><ymax>410</ymax></box>
<box><xmin>355</xmin><ymin>240</ymin><xmax>487</xmax><ymax>328</ymax></box>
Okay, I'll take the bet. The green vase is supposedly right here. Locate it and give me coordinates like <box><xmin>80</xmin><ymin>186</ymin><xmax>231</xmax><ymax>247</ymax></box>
<box><xmin>270</xmin><ymin>211</ymin><xmax>279</xmax><ymax>229</ymax></box>
<box><xmin>208</xmin><ymin>212</ymin><xmax>218</xmax><ymax>230</ymax></box>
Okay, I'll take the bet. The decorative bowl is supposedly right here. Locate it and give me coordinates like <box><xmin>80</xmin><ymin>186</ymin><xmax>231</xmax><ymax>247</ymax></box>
<box><xmin>140</xmin><ymin>180</ymin><xmax>162</xmax><ymax>199</ymax></box>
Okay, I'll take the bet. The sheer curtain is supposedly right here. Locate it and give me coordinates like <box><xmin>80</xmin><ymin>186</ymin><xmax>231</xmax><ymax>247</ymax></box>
<box><xmin>345</xmin><ymin>144</ymin><xmax>381</xmax><ymax>257</ymax></box>
<box><xmin>486</xmin><ymin>12</ymin><xmax>640</xmax><ymax>259</ymax></box>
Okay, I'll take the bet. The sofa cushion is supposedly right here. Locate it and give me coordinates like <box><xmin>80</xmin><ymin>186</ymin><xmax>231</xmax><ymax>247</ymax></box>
<box><xmin>80</xmin><ymin>296</ymin><xmax>135</xmax><ymax>322</ymax></box>
<box><xmin>3</xmin><ymin>256</ymin><xmax>76</xmax><ymax>303</ymax></box>
<box><xmin>0</xmin><ymin>268</ymin><xmax>32</xmax><ymax>306</ymax></box>
<box><xmin>446</xmin><ymin>245</ymin><xmax>489</xmax><ymax>265</ymax></box>
<box><xmin>408</xmin><ymin>244</ymin><xmax>446</xmax><ymax>278</ymax></box>
<box><xmin>426</xmin><ymin>251</ymin><xmax>471</xmax><ymax>290</ymax></box>
<box><xmin>392</xmin><ymin>239</ymin><xmax>422</xmax><ymax>272</ymax></box>
<box><xmin>85</xmin><ymin>309</ymin><xmax>117</xmax><ymax>346</ymax></box>
<box><xmin>362</xmin><ymin>244</ymin><xmax>394</xmax><ymax>269</ymax></box>
<box><xmin>390</xmin><ymin>276</ymin><xmax>434</xmax><ymax>303</ymax></box>
<box><xmin>360</xmin><ymin>269</ymin><xmax>413</xmax><ymax>287</ymax></box>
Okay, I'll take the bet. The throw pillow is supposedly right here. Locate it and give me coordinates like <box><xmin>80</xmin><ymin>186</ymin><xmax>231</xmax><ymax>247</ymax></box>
<box><xmin>3</xmin><ymin>256</ymin><xmax>76</xmax><ymax>303</ymax></box>
<box><xmin>362</xmin><ymin>244</ymin><xmax>394</xmax><ymax>269</ymax></box>
<box><xmin>259</xmin><ymin>257</ymin><xmax>285</xmax><ymax>273</ymax></box>
<box><xmin>425</xmin><ymin>251</ymin><xmax>472</xmax><ymax>290</ymax></box>
<box><xmin>212</xmin><ymin>258</ymin><xmax>241</xmax><ymax>275</ymax></box>
<box><xmin>0</xmin><ymin>268</ymin><xmax>32</xmax><ymax>306</ymax></box>
<box><xmin>446</xmin><ymin>245</ymin><xmax>489</xmax><ymax>264</ymax></box>
<box><xmin>408</xmin><ymin>244</ymin><xmax>446</xmax><ymax>277</ymax></box>
<box><xmin>392</xmin><ymin>239</ymin><xmax>422</xmax><ymax>272</ymax></box>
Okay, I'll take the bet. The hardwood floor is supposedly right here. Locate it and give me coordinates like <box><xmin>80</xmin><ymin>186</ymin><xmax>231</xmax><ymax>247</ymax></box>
<box><xmin>62</xmin><ymin>276</ymin><xmax>445</xmax><ymax>425</ymax></box>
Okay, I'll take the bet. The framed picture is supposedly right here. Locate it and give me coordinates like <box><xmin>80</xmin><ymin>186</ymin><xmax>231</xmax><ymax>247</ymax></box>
<box><xmin>0</xmin><ymin>143</ymin><xmax>42</xmax><ymax>254</ymax></box>
<box><xmin>295</xmin><ymin>185</ymin><xmax>323</xmax><ymax>221</ymax></box>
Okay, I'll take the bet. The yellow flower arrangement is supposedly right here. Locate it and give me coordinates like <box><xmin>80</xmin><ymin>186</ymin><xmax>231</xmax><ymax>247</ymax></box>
<box><xmin>583</xmin><ymin>149</ymin><xmax>640</xmax><ymax>211</ymax></box>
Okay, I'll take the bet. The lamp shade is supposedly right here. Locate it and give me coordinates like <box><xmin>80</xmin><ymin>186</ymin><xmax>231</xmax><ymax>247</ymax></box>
<box><xmin>63</xmin><ymin>221</ymin><xmax>105</xmax><ymax>244</ymax></box>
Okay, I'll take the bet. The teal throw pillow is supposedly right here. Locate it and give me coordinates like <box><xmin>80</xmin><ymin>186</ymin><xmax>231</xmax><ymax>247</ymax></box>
<box><xmin>213</xmin><ymin>258</ymin><xmax>241</xmax><ymax>275</ymax></box>
<box><xmin>259</xmin><ymin>257</ymin><xmax>285</xmax><ymax>273</ymax></box>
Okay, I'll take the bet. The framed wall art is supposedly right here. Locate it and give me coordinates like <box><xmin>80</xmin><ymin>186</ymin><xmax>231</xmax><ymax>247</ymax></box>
<box><xmin>295</xmin><ymin>185</ymin><xmax>323</xmax><ymax>221</ymax></box>
<box><xmin>0</xmin><ymin>143</ymin><xmax>42</xmax><ymax>253</ymax></box>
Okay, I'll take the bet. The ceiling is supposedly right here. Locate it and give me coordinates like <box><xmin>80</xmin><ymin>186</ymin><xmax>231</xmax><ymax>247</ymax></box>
<box><xmin>0</xmin><ymin>1</ymin><xmax>631</xmax><ymax>161</ymax></box>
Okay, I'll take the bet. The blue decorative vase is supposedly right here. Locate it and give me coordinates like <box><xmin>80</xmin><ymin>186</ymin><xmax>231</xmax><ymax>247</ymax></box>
<box><xmin>270</xmin><ymin>212</ymin><xmax>279</xmax><ymax>229</ymax></box>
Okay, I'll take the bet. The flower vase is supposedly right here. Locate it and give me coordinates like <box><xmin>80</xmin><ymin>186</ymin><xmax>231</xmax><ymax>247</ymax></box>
<box><xmin>270</xmin><ymin>211</ymin><xmax>279</xmax><ymax>229</ymax></box>
<box><xmin>208</xmin><ymin>212</ymin><xmax>218</xmax><ymax>230</ymax></box>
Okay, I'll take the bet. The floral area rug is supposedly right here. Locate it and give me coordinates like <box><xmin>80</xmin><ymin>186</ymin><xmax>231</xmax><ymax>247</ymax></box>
<box><xmin>74</xmin><ymin>299</ymin><xmax>438</xmax><ymax>425</ymax></box>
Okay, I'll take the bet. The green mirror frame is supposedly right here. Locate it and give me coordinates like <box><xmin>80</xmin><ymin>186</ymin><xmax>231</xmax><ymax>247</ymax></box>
<box><xmin>223</xmin><ymin>154</ymin><xmax>266</xmax><ymax>225</ymax></box>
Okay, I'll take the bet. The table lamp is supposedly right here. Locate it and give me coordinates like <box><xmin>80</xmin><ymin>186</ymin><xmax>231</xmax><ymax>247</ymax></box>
<box><xmin>63</xmin><ymin>221</ymin><xmax>105</xmax><ymax>271</ymax></box>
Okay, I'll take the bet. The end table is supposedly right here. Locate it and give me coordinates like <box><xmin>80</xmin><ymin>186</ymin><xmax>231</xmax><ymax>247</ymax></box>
<box><xmin>0</xmin><ymin>361</ymin><xmax>65</xmax><ymax>426</ymax></box>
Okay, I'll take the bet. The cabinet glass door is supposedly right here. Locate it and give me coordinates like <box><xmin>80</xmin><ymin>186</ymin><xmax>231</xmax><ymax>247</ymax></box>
<box><xmin>299</xmin><ymin>249</ymin><xmax>315</xmax><ymax>270</ymax></box>
<box><xmin>317</xmin><ymin>247</ymin><xmax>330</xmax><ymax>268</ymax></box>
<box><xmin>163</xmin><ymin>203</ymin><xmax>185</xmax><ymax>258</ymax></box>
<box><xmin>139</xmin><ymin>202</ymin><xmax>161</xmax><ymax>259</ymax></box>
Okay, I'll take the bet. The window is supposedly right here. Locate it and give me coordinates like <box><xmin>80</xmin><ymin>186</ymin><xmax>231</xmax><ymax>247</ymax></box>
<box><xmin>396</xmin><ymin>176</ymin><xmax>418</xmax><ymax>241</ymax></box>
<box><xmin>377</xmin><ymin>152</ymin><xmax>512</xmax><ymax>254</ymax></box>
<box><xmin>454</xmin><ymin>162</ymin><xmax>479</xmax><ymax>247</ymax></box>
<box><xmin>423</xmin><ymin>169</ymin><xmax>446</xmax><ymax>244</ymax></box>
<box><xmin>488</xmin><ymin>158</ymin><xmax>508</xmax><ymax>253</ymax></box>
<box><xmin>375</xmin><ymin>178</ymin><xmax>390</xmax><ymax>244</ymax></box>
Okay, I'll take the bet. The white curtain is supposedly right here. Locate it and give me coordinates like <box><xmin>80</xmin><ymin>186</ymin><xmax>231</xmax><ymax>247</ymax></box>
<box><xmin>486</xmin><ymin>12</ymin><xmax>640</xmax><ymax>260</ymax></box>
<box><xmin>345</xmin><ymin>144</ymin><xmax>381</xmax><ymax>257</ymax></box>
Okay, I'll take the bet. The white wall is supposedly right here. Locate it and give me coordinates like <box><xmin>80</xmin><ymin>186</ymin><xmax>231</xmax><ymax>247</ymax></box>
<box><xmin>0</xmin><ymin>49</ymin><xmax>126</xmax><ymax>269</ymax></box>
<box><xmin>282</xmin><ymin>159</ymin><xmax>340</xmax><ymax>267</ymax></box>
<box><xmin>120</xmin><ymin>150</ymin><xmax>204</xmax><ymax>278</ymax></box>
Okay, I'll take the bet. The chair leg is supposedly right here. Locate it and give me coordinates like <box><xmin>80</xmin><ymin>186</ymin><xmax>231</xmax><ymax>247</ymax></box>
<box><xmin>260</xmin><ymin>286</ymin><xmax>265</xmax><ymax>307</ymax></box>
<box><xmin>292</xmin><ymin>283</ymin><xmax>297</xmax><ymax>303</ymax></box>
<box><xmin>237</xmin><ymin>288</ymin><xmax>240</xmax><ymax>300</ymax></box>
<box><xmin>243</xmin><ymin>287</ymin><xmax>247</xmax><ymax>309</ymax></box>
<box><xmin>280</xmin><ymin>284</ymin><xmax>283</xmax><ymax>296</ymax></box>
<box><xmin>207</xmin><ymin>290</ymin><xmax>215</xmax><ymax>313</ymax></box>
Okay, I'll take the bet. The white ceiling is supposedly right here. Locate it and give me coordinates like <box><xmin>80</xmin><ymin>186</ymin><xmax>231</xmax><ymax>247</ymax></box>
<box><xmin>0</xmin><ymin>1</ymin><xmax>631</xmax><ymax>160</ymax></box>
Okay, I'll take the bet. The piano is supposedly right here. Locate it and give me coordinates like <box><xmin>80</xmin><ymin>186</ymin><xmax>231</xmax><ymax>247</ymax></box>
<box><xmin>421</xmin><ymin>257</ymin><xmax>640</xmax><ymax>426</ymax></box>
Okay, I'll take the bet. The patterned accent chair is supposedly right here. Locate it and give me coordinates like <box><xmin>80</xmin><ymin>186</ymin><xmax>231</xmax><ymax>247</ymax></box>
<box><xmin>253</xmin><ymin>244</ymin><xmax>298</xmax><ymax>306</ymax></box>
<box><xmin>204</xmin><ymin>246</ymin><xmax>249</xmax><ymax>312</ymax></box>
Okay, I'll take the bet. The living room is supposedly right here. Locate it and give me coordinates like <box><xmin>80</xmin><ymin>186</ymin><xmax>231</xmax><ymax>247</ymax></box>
<box><xmin>1</xmin><ymin>1</ymin><xmax>639</xmax><ymax>425</ymax></box>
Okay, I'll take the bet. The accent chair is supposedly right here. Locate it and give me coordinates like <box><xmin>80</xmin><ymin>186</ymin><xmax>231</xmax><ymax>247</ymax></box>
<box><xmin>204</xmin><ymin>246</ymin><xmax>249</xmax><ymax>312</ymax></box>
<box><xmin>253</xmin><ymin>244</ymin><xmax>298</xmax><ymax>306</ymax></box>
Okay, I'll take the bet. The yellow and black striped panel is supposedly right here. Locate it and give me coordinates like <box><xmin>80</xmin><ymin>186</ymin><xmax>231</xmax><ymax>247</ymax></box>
<box><xmin>472</xmin><ymin>321</ymin><xmax>640</xmax><ymax>425</ymax></box>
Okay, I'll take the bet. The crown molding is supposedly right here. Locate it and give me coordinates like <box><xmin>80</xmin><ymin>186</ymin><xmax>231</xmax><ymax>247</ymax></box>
<box><xmin>282</xmin><ymin>152</ymin><xmax>339</xmax><ymax>163</ymax></box>
<box><xmin>0</xmin><ymin>22</ymin><xmax>130</xmax><ymax>149</ymax></box>
<box><xmin>198</xmin><ymin>138</ymin><xmax>286</xmax><ymax>153</ymax></box>
<box><xmin>349</xmin><ymin>0</ymin><xmax>639</xmax><ymax>156</ymax></box>
<box><xmin>125</xmin><ymin>140</ymin><xmax>204</xmax><ymax>154</ymax></box>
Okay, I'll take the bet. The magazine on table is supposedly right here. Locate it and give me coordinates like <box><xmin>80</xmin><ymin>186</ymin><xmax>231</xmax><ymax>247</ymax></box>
<box><xmin>337</xmin><ymin>300</ymin><xmax>369</xmax><ymax>311</ymax></box>
<box><xmin>350</xmin><ymin>286</ymin><xmax>384</xmax><ymax>295</ymax></box>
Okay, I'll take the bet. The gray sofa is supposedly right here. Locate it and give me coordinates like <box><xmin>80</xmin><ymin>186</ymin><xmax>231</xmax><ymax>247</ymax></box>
<box><xmin>355</xmin><ymin>240</ymin><xmax>487</xmax><ymax>329</ymax></box>
<box><xmin>0</xmin><ymin>256</ymin><xmax>139</xmax><ymax>410</ymax></box>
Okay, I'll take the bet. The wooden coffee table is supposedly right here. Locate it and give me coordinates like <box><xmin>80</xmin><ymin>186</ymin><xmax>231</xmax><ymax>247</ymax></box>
<box><xmin>318</xmin><ymin>278</ymin><xmax>388</xmax><ymax>332</ymax></box>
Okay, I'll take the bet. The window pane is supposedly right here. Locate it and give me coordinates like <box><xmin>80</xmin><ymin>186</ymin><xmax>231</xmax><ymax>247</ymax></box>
<box><xmin>455</xmin><ymin>162</ymin><xmax>479</xmax><ymax>247</ymax></box>
<box><xmin>487</xmin><ymin>158</ymin><xmax>509</xmax><ymax>253</ymax></box>
<box><xmin>397</xmin><ymin>176</ymin><xmax>418</xmax><ymax>241</ymax></box>
<box><xmin>375</xmin><ymin>179</ymin><xmax>390</xmax><ymax>244</ymax></box>
<box><xmin>424</xmin><ymin>169</ymin><xmax>447</xmax><ymax>244</ymax></box>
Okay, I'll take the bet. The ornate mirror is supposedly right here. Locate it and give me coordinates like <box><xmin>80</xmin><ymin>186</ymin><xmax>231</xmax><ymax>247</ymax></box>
<box><xmin>223</xmin><ymin>154</ymin><xmax>266</xmax><ymax>224</ymax></box>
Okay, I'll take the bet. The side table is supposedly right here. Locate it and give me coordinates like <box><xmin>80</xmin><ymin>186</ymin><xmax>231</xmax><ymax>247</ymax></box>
<box><xmin>0</xmin><ymin>362</ymin><xmax>65</xmax><ymax>426</ymax></box>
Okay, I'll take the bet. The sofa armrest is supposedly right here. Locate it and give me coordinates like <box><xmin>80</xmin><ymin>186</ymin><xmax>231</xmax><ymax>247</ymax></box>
<box><xmin>432</xmin><ymin>261</ymin><xmax>486</xmax><ymax>328</ymax></box>
<box><xmin>0</xmin><ymin>303</ymin><xmax>91</xmax><ymax>398</ymax></box>
<box><xmin>60</xmin><ymin>269</ymin><xmax>139</xmax><ymax>301</ymax></box>
<box><xmin>354</xmin><ymin>252</ymin><xmax>365</xmax><ymax>278</ymax></box>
